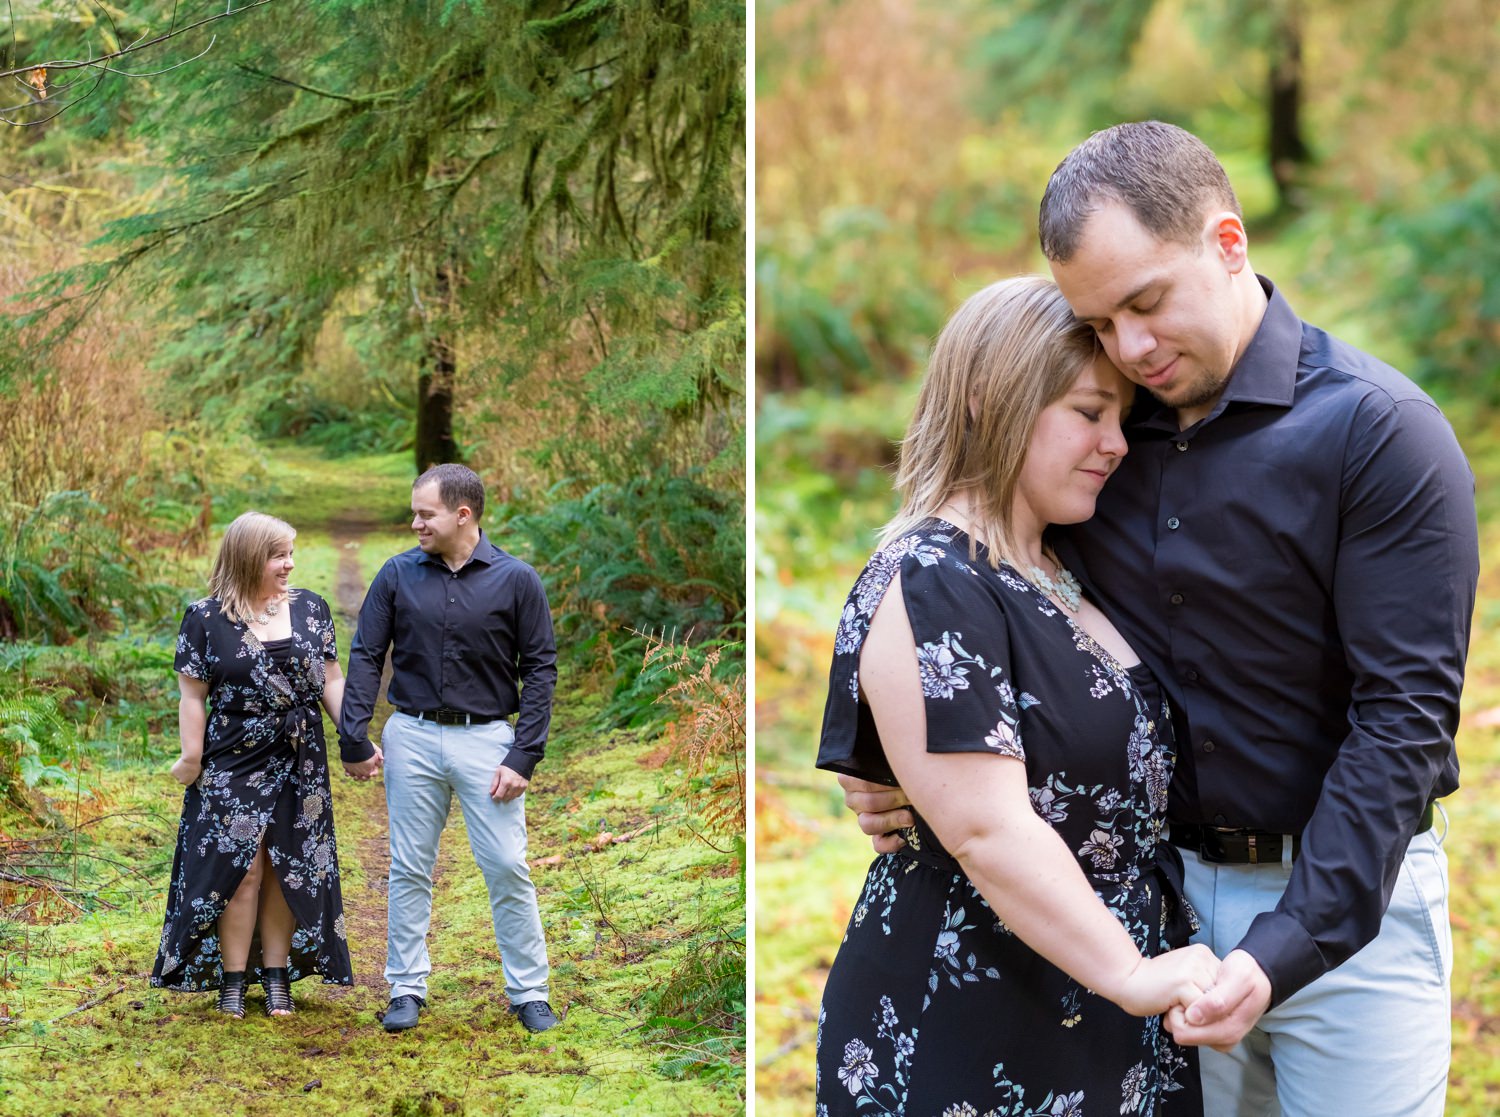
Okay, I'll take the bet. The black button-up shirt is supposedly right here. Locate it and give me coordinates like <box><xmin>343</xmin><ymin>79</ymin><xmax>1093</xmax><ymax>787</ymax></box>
<box><xmin>338</xmin><ymin>532</ymin><xmax>558</xmax><ymax>780</ymax></box>
<box><xmin>1054</xmin><ymin>278</ymin><xmax>1478</xmax><ymax>1007</ymax></box>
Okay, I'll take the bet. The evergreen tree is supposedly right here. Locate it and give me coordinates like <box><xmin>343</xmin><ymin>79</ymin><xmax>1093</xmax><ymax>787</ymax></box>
<box><xmin>39</xmin><ymin>0</ymin><xmax>744</xmax><ymax>475</ymax></box>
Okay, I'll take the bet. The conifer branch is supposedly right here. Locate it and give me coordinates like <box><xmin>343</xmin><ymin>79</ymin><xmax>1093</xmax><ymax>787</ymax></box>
<box><xmin>0</xmin><ymin>0</ymin><xmax>275</xmax><ymax>126</ymax></box>
<box><xmin>0</xmin><ymin>0</ymin><xmax>273</xmax><ymax>80</ymax></box>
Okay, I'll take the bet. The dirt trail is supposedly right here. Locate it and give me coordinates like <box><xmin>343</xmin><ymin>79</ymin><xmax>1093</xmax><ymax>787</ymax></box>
<box><xmin>322</xmin><ymin>515</ymin><xmax>393</xmax><ymax>1001</ymax></box>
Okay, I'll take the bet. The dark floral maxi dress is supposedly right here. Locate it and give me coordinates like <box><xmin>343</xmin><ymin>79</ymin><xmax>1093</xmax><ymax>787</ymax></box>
<box><xmin>815</xmin><ymin>522</ymin><xmax>1201</xmax><ymax>1117</ymax></box>
<box><xmin>151</xmin><ymin>592</ymin><xmax>353</xmax><ymax>992</ymax></box>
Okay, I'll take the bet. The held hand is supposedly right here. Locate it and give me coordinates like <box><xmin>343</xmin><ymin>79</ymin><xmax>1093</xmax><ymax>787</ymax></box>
<box><xmin>170</xmin><ymin>756</ymin><xmax>202</xmax><ymax>786</ymax></box>
<box><xmin>342</xmin><ymin>746</ymin><xmax>384</xmax><ymax>782</ymax></box>
<box><xmin>1112</xmin><ymin>943</ymin><xmax>1221</xmax><ymax>1018</ymax></box>
<box><xmin>491</xmin><ymin>765</ymin><xmax>529</xmax><ymax>802</ymax></box>
<box><xmin>837</xmin><ymin>773</ymin><xmax>915</xmax><ymax>853</ymax></box>
<box><xmin>1164</xmin><ymin>948</ymin><xmax>1271</xmax><ymax>1051</ymax></box>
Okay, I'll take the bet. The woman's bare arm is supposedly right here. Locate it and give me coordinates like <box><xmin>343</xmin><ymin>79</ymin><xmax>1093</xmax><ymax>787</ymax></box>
<box><xmin>861</xmin><ymin>573</ymin><xmax>1217</xmax><ymax>1016</ymax></box>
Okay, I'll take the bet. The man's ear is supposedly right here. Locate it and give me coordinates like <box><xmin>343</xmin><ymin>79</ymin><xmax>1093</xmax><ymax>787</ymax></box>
<box><xmin>456</xmin><ymin>504</ymin><xmax>473</xmax><ymax>524</ymax></box>
<box><xmin>1208</xmin><ymin>212</ymin><xmax>1250</xmax><ymax>274</ymax></box>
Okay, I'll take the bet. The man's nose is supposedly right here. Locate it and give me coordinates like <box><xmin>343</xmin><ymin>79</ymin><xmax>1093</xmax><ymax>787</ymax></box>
<box><xmin>1116</xmin><ymin>319</ymin><xmax>1156</xmax><ymax>365</ymax></box>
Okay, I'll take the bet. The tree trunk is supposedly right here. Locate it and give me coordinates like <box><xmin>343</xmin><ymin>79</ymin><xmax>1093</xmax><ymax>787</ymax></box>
<box><xmin>1268</xmin><ymin>0</ymin><xmax>1310</xmax><ymax>213</ymax></box>
<box><xmin>414</xmin><ymin>258</ymin><xmax>459</xmax><ymax>472</ymax></box>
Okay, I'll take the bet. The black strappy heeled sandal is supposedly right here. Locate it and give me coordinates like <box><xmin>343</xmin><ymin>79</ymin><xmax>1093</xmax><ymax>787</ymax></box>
<box><xmin>262</xmin><ymin>967</ymin><xmax>294</xmax><ymax>1017</ymax></box>
<box><xmin>217</xmin><ymin>971</ymin><xmax>247</xmax><ymax>1018</ymax></box>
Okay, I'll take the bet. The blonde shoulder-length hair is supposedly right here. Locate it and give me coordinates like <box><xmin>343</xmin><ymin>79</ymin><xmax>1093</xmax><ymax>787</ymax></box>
<box><xmin>879</xmin><ymin>275</ymin><xmax>1098</xmax><ymax>568</ymax></box>
<box><xmin>209</xmin><ymin>511</ymin><xmax>299</xmax><ymax>625</ymax></box>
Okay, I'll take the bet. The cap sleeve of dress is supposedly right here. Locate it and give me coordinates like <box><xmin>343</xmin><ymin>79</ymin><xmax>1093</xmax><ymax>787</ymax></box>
<box><xmin>900</xmin><ymin>548</ymin><xmax>1025</xmax><ymax>762</ymax></box>
<box><xmin>174</xmin><ymin>601</ymin><xmax>214</xmax><ymax>682</ymax></box>
<box><xmin>816</xmin><ymin>530</ymin><xmax>1025</xmax><ymax>784</ymax></box>
<box><xmin>307</xmin><ymin>592</ymin><xmax>338</xmax><ymax>661</ymax></box>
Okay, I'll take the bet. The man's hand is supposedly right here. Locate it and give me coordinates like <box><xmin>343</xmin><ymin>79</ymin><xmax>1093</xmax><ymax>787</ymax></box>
<box><xmin>1164</xmin><ymin>948</ymin><xmax>1272</xmax><ymax>1051</ymax></box>
<box><xmin>170</xmin><ymin>756</ymin><xmax>202</xmax><ymax>786</ymax></box>
<box><xmin>491</xmin><ymin>765</ymin><xmax>529</xmax><ymax>803</ymax></box>
<box><xmin>837</xmin><ymin>773</ymin><xmax>915</xmax><ymax>853</ymax></box>
<box><xmin>342</xmin><ymin>746</ymin><xmax>384</xmax><ymax>782</ymax></box>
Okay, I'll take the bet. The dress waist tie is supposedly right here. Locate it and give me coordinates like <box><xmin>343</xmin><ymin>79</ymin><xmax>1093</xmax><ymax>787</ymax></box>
<box><xmin>1152</xmin><ymin>840</ymin><xmax>1198</xmax><ymax>948</ymax></box>
<box><xmin>277</xmin><ymin>704</ymin><xmax>320</xmax><ymax>776</ymax></box>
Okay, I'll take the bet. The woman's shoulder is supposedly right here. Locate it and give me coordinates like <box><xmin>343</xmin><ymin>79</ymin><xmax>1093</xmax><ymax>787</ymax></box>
<box><xmin>865</xmin><ymin>521</ymin><xmax>1026</xmax><ymax>595</ymax></box>
<box><xmin>295</xmin><ymin>589</ymin><xmax>329</xmax><ymax>610</ymax></box>
<box><xmin>857</xmin><ymin>520</ymin><xmax>964</xmax><ymax>581</ymax></box>
<box><xmin>183</xmin><ymin>597</ymin><xmax>221</xmax><ymax>620</ymax></box>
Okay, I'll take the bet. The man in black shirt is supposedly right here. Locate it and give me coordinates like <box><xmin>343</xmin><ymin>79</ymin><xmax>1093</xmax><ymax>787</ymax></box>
<box><xmin>340</xmin><ymin>463</ymin><xmax>559</xmax><ymax>1034</ymax></box>
<box><xmin>842</xmin><ymin>123</ymin><xmax>1477</xmax><ymax>1115</ymax></box>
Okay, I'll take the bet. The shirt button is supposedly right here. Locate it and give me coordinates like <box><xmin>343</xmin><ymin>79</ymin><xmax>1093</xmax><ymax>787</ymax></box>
<box><xmin>1202</xmin><ymin>740</ymin><xmax>1216</xmax><ymax>753</ymax></box>
<box><xmin>450</xmin><ymin>598</ymin><xmax>456</xmax><ymax>603</ymax></box>
<box><xmin>1167</xmin><ymin>516</ymin><xmax>1181</xmax><ymax>530</ymax></box>
<box><xmin>1185</xmin><ymin>669</ymin><xmax>1199</xmax><ymax>682</ymax></box>
<box><xmin>1214</xmin><ymin>813</ymin><xmax>1228</xmax><ymax>826</ymax></box>
<box><xmin>1176</xmin><ymin>441</ymin><xmax>1189</xmax><ymax>452</ymax></box>
<box><xmin>1169</xmin><ymin>592</ymin><xmax>1184</xmax><ymax>605</ymax></box>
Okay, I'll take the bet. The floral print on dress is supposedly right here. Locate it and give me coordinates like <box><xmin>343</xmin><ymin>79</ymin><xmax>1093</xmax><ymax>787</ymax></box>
<box><xmin>151</xmin><ymin>592</ymin><xmax>353</xmax><ymax>992</ymax></box>
<box><xmin>816</xmin><ymin>521</ymin><xmax>1200</xmax><ymax>1116</ymax></box>
<box><xmin>835</xmin><ymin>996</ymin><xmax>920</xmax><ymax>1114</ymax></box>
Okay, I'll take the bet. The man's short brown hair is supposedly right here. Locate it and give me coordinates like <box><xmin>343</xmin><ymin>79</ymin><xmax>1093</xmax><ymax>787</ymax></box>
<box><xmin>415</xmin><ymin>463</ymin><xmax>485</xmax><ymax>521</ymax></box>
<box><xmin>1039</xmin><ymin>121</ymin><xmax>1242</xmax><ymax>262</ymax></box>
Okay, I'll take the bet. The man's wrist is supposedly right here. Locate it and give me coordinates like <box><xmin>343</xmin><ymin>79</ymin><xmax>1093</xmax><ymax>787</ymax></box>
<box><xmin>501</xmin><ymin>751</ymin><xmax>539</xmax><ymax>781</ymax></box>
<box><xmin>1236</xmin><ymin>912</ymin><xmax>1323</xmax><ymax>1009</ymax></box>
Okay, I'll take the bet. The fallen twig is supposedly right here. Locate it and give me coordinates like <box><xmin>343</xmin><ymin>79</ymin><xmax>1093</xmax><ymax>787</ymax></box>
<box><xmin>52</xmin><ymin>983</ymin><xmax>125</xmax><ymax>1022</ymax></box>
<box><xmin>533</xmin><ymin>822</ymin><xmax>658</xmax><ymax>867</ymax></box>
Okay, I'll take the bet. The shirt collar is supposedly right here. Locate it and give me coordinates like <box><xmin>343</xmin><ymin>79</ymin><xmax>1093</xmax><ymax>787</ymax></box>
<box><xmin>416</xmin><ymin>530</ymin><xmax>501</xmax><ymax>570</ymax></box>
<box><xmin>1126</xmin><ymin>275</ymin><xmax>1300</xmax><ymax>433</ymax></box>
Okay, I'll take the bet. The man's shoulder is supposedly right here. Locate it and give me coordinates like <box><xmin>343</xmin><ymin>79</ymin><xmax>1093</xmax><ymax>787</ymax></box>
<box><xmin>478</xmin><ymin>536</ymin><xmax>544</xmax><ymax>580</ymax></box>
<box><xmin>1298</xmin><ymin>320</ymin><xmax>1433</xmax><ymax>411</ymax></box>
<box><xmin>380</xmin><ymin>546</ymin><xmax>429</xmax><ymax>572</ymax></box>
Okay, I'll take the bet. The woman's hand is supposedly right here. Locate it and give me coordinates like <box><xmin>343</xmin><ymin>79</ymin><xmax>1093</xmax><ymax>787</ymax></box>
<box><xmin>1110</xmin><ymin>943</ymin><xmax>1222</xmax><ymax>1018</ymax></box>
<box><xmin>170</xmin><ymin>755</ymin><xmax>202</xmax><ymax>786</ymax></box>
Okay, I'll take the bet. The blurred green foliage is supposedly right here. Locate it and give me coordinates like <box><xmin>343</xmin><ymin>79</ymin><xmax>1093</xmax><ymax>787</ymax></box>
<box><xmin>508</xmin><ymin>468</ymin><xmax>745</xmax><ymax>726</ymax></box>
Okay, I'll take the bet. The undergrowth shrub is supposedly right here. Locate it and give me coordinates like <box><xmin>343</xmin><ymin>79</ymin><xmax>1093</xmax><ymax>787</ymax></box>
<box><xmin>0</xmin><ymin>692</ymin><xmax>70</xmax><ymax>819</ymax></box>
<box><xmin>643</xmin><ymin>921</ymin><xmax>746</xmax><ymax>1084</ymax></box>
<box><xmin>639</xmin><ymin>634</ymin><xmax>745</xmax><ymax>836</ymax></box>
<box><xmin>632</xmin><ymin>634</ymin><xmax>745</xmax><ymax>1081</ymax></box>
<box><xmin>0</xmin><ymin>492</ymin><xmax>177</xmax><ymax>643</ymax></box>
<box><xmin>1361</xmin><ymin>175</ymin><xmax>1500</xmax><ymax>398</ymax></box>
<box><xmin>0</xmin><ymin>280</ymin><xmax>153</xmax><ymax>515</ymax></box>
<box><xmin>508</xmin><ymin>469</ymin><xmax>745</xmax><ymax>726</ymax></box>
<box><xmin>0</xmin><ymin>262</ymin><xmax>243</xmax><ymax>636</ymax></box>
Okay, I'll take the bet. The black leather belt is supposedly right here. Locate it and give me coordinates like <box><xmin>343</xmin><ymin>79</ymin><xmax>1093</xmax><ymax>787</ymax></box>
<box><xmin>1170</xmin><ymin>801</ymin><xmax>1435</xmax><ymax>865</ymax></box>
<box><xmin>398</xmin><ymin>708</ymin><xmax>499</xmax><ymax>726</ymax></box>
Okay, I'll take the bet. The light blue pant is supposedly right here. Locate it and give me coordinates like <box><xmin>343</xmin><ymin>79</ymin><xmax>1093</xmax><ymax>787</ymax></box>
<box><xmin>381</xmin><ymin>712</ymin><xmax>549</xmax><ymax>1005</ymax></box>
<box><xmin>1181</xmin><ymin>826</ymin><xmax>1451</xmax><ymax>1117</ymax></box>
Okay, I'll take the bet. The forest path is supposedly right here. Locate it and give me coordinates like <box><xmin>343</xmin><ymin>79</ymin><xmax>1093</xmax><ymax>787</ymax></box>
<box><xmin>323</xmin><ymin>510</ymin><xmax>397</xmax><ymax>1004</ymax></box>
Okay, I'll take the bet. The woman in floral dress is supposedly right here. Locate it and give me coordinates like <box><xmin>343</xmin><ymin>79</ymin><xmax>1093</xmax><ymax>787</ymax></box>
<box><xmin>152</xmin><ymin>511</ymin><xmax>353</xmax><ymax>1017</ymax></box>
<box><xmin>816</xmin><ymin>277</ymin><xmax>1216</xmax><ymax>1116</ymax></box>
